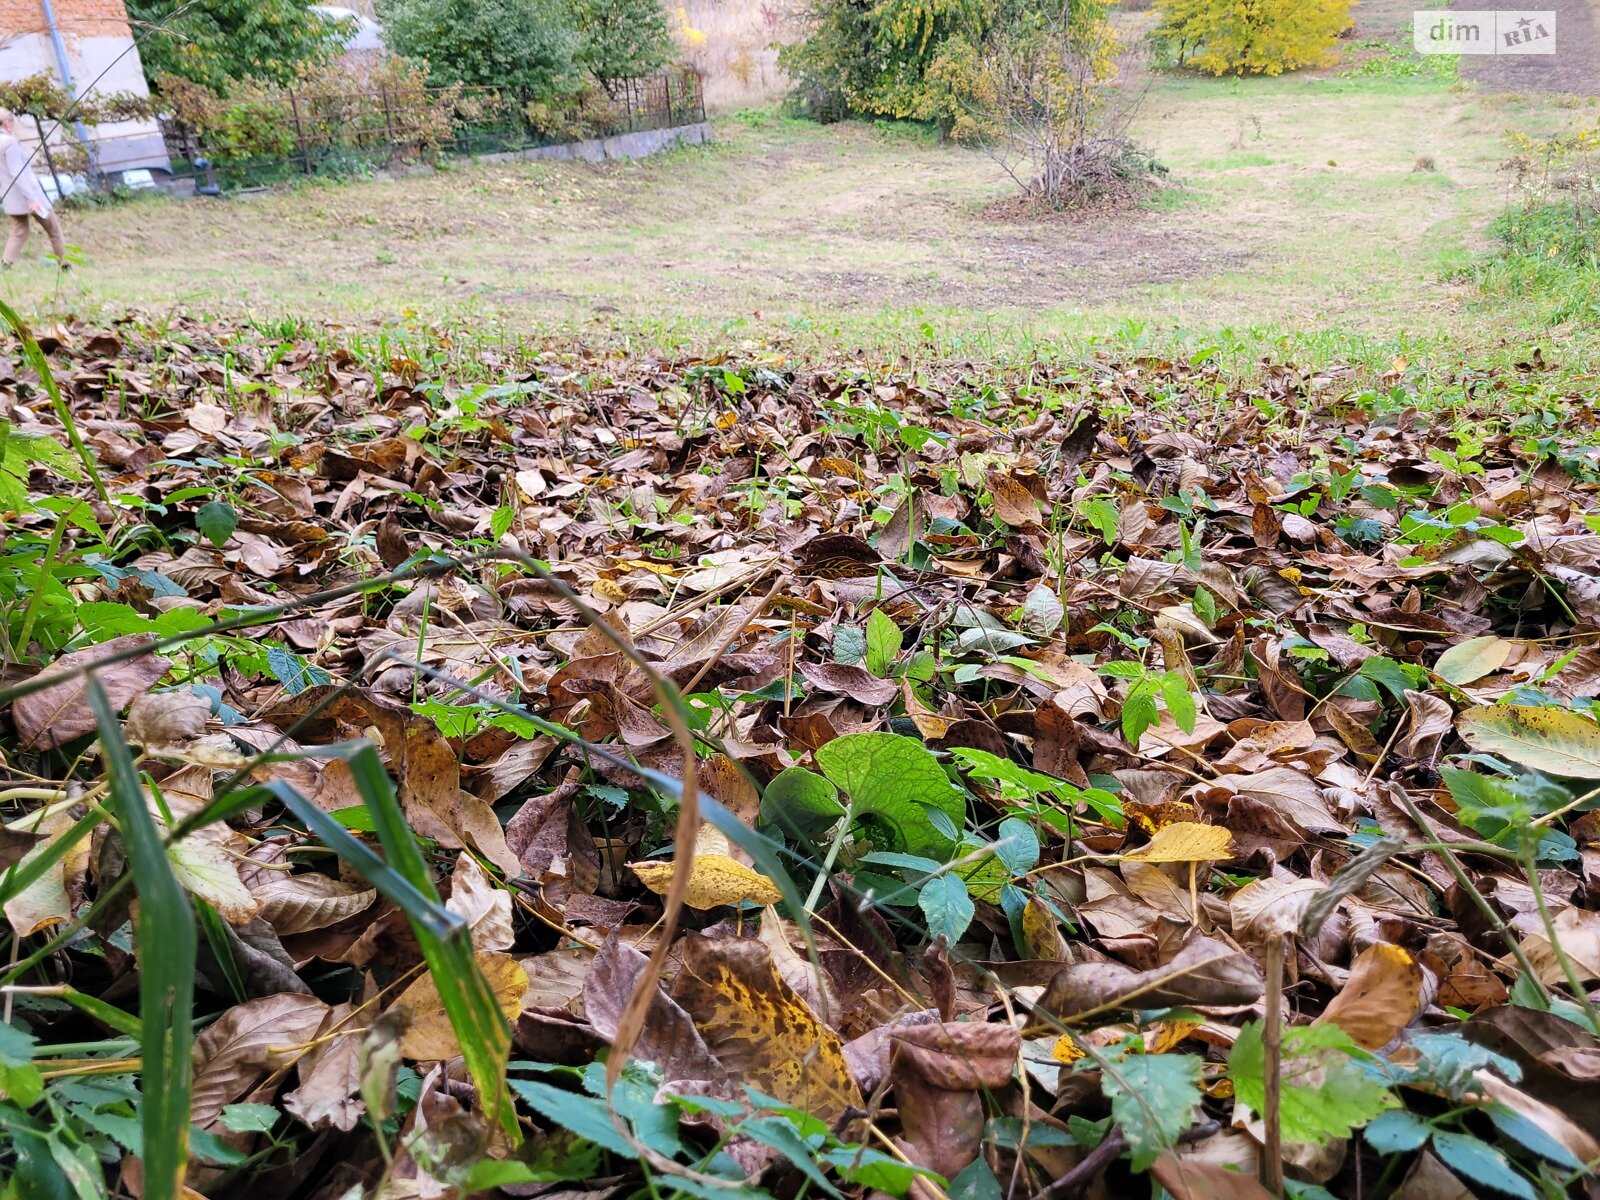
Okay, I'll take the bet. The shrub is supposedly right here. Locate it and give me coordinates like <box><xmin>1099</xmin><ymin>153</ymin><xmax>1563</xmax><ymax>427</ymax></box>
<box><xmin>570</xmin><ymin>0</ymin><xmax>676</xmax><ymax>95</ymax></box>
<box><xmin>960</xmin><ymin>10</ymin><xmax>1164</xmax><ymax>209</ymax></box>
<box><xmin>781</xmin><ymin>0</ymin><xmax>1059</xmax><ymax>125</ymax></box>
<box><xmin>377</xmin><ymin>0</ymin><xmax>582</xmax><ymax>106</ymax></box>
<box><xmin>129</xmin><ymin>0</ymin><xmax>348</xmax><ymax>92</ymax></box>
<box><xmin>158</xmin><ymin>57</ymin><xmax>465</xmax><ymax>167</ymax></box>
<box><xmin>1151</xmin><ymin>0</ymin><xmax>1351</xmax><ymax>76</ymax></box>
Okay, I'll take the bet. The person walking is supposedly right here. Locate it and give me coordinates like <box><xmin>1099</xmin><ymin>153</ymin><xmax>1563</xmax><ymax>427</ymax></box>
<box><xmin>0</xmin><ymin>109</ymin><xmax>68</xmax><ymax>271</ymax></box>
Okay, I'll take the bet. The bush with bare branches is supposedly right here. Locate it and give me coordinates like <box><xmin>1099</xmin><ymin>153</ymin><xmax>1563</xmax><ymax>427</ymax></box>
<box><xmin>953</xmin><ymin>10</ymin><xmax>1164</xmax><ymax>211</ymax></box>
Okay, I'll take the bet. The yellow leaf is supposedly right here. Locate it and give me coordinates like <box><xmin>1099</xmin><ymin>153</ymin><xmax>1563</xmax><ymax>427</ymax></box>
<box><xmin>671</xmin><ymin>934</ymin><xmax>861</xmax><ymax>1122</ymax></box>
<box><xmin>631</xmin><ymin>854</ymin><xmax>782</xmax><ymax>910</ymax></box>
<box><xmin>1123</xmin><ymin>822</ymin><xmax>1234</xmax><ymax>864</ymax></box>
<box><xmin>1458</xmin><ymin>705</ymin><xmax>1600</xmax><ymax>779</ymax></box>
<box><xmin>393</xmin><ymin>953</ymin><xmax>529</xmax><ymax>1061</ymax></box>
<box><xmin>1051</xmin><ymin>1034</ymin><xmax>1085</xmax><ymax>1064</ymax></box>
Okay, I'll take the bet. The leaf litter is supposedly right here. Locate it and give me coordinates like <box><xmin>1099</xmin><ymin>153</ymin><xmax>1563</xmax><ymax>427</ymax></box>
<box><xmin>2</xmin><ymin>316</ymin><xmax>1600</xmax><ymax>1198</ymax></box>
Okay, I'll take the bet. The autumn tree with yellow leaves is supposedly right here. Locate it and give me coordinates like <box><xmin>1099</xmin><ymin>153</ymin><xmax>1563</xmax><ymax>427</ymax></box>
<box><xmin>1153</xmin><ymin>0</ymin><xmax>1352</xmax><ymax>76</ymax></box>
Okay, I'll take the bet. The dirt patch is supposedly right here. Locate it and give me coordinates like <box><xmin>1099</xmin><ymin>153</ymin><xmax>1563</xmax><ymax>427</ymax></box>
<box><xmin>1453</xmin><ymin>0</ymin><xmax>1600</xmax><ymax>95</ymax></box>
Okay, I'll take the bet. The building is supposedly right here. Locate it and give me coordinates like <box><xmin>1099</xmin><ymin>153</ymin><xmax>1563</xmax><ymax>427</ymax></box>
<box><xmin>0</xmin><ymin>0</ymin><xmax>169</xmax><ymax>179</ymax></box>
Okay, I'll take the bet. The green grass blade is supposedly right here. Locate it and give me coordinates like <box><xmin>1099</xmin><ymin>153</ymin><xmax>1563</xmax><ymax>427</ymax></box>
<box><xmin>0</xmin><ymin>296</ymin><xmax>108</xmax><ymax>503</ymax></box>
<box><xmin>0</xmin><ymin>805</ymin><xmax>100</xmax><ymax>908</ymax></box>
<box><xmin>262</xmin><ymin>744</ymin><xmax>518</xmax><ymax>1140</ymax></box>
<box><xmin>89</xmin><ymin>679</ymin><xmax>193</xmax><ymax>1200</ymax></box>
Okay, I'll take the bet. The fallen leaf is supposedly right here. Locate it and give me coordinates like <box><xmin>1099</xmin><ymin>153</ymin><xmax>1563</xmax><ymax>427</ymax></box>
<box><xmin>1316</xmin><ymin>942</ymin><xmax>1426</xmax><ymax>1050</ymax></box>
<box><xmin>630</xmin><ymin>853</ymin><xmax>782</xmax><ymax>910</ymax></box>
<box><xmin>393</xmin><ymin>954</ymin><xmax>529</xmax><ymax>1061</ymax></box>
<box><xmin>671</xmin><ymin>933</ymin><xmax>861</xmax><ymax>1122</ymax></box>
<box><xmin>1125</xmin><ymin>822</ymin><xmax>1234</xmax><ymax>864</ymax></box>
<box><xmin>1458</xmin><ymin>705</ymin><xmax>1600</xmax><ymax>779</ymax></box>
<box><xmin>11</xmin><ymin>634</ymin><xmax>170</xmax><ymax>749</ymax></box>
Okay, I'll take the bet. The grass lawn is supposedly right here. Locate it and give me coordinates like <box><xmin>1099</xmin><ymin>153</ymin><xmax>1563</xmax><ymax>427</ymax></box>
<box><xmin>5</xmin><ymin>59</ymin><xmax>1596</xmax><ymax>371</ymax></box>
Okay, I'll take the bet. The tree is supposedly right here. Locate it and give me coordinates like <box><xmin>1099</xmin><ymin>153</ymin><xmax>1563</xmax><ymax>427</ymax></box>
<box><xmin>128</xmin><ymin>0</ymin><xmax>348</xmax><ymax>92</ymax></box>
<box><xmin>376</xmin><ymin>0</ymin><xmax>580</xmax><ymax>104</ymax></box>
<box><xmin>778</xmin><ymin>0</ymin><xmax>1078</xmax><ymax>126</ymax></box>
<box><xmin>1152</xmin><ymin>0</ymin><xmax>1352</xmax><ymax>76</ymax></box>
<box><xmin>570</xmin><ymin>0</ymin><xmax>675</xmax><ymax>95</ymax></box>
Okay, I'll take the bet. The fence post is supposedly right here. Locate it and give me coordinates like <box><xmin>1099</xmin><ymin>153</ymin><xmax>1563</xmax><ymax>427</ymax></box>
<box><xmin>381</xmin><ymin>86</ymin><xmax>396</xmax><ymax>157</ymax></box>
<box><xmin>661</xmin><ymin>74</ymin><xmax>672</xmax><ymax>131</ymax></box>
<box><xmin>288</xmin><ymin>91</ymin><xmax>312</xmax><ymax>175</ymax></box>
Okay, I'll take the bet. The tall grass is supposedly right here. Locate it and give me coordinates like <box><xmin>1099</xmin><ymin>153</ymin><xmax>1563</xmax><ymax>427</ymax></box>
<box><xmin>675</xmin><ymin>0</ymin><xmax>799</xmax><ymax>110</ymax></box>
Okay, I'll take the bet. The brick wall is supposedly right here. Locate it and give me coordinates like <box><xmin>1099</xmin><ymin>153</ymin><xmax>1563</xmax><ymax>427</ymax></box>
<box><xmin>0</xmin><ymin>0</ymin><xmax>133</xmax><ymax>41</ymax></box>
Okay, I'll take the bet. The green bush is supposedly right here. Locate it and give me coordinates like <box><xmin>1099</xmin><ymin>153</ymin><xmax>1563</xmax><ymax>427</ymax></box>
<box><xmin>1151</xmin><ymin>0</ymin><xmax>1351</xmax><ymax>76</ymax></box>
<box><xmin>570</xmin><ymin>0</ymin><xmax>676</xmax><ymax>95</ymax></box>
<box><xmin>129</xmin><ymin>0</ymin><xmax>348</xmax><ymax>92</ymax></box>
<box><xmin>377</xmin><ymin>0</ymin><xmax>582</xmax><ymax>105</ymax></box>
<box><xmin>780</xmin><ymin>0</ymin><xmax>1089</xmax><ymax>128</ymax></box>
<box><xmin>1470</xmin><ymin>202</ymin><xmax>1600</xmax><ymax>325</ymax></box>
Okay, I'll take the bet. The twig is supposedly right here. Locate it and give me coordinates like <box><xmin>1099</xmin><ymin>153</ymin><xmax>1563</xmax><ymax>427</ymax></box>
<box><xmin>1036</xmin><ymin>1128</ymin><xmax>1128</xmax><ymax>1200</ymax></box>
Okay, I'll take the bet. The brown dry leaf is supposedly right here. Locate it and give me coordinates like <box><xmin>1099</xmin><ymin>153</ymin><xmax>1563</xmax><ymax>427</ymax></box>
<box><xmin>1516</xmin><ymin>904</ymin><xmax>1600</xmax><ymax>984</ymax></box>
<box><xmin>1124</xmin><ymin>822</ymin><xmax>1234</xmax><ymax>864</ymax></box>
<box><xmin>445</xmin><ymin>852</ymin><xmax>515</xmax><ymax>952</ymax></box>
<box><xmin>1315</xmin><ymin>942</ymin><xmax>1426</xmax><ymax>1050</ymax></box>
<box><xmin>758</xmin><ymin>906</ymin><xmax>837</xmax><ymax>1023</ymax></box>
<box><xmin>191</xmin><ymin>993</ymin><xmax>331</xmax><ymax>1129</ymax></box>
<box><xmin>671</xmin><ymin>932</ymin><xmax>861</xmax><ymax>1122</ymax></box>
<box><xmin>1037</xmin><ymin>936</ymin><xmax>1263</xmax><ymax>1020</ymax></box>
<box><xmin>11</xmin><ymin>634</ymin><xmax>170</xmax><ymax>749</ymax></box>
<box><xmin>157</xmin><ymin>765</ymin><xmax>261</xmax><ymax>925</ymax></box>
<box><xmin>1150</xmin><ymin>1154</ymin><xmax>1279</xmax><ymax>1200</ymax></box>
<box><xmin>124</xmin><ymin>688</ymin><xmax>212</xmax><ymax>748</ymax></box>
<box><xmin>583</xmin><ymin>933</ymin><xmax>725</xmax><ymax>1087</ymax></box>
<box><xmin>630</xmin><ymin>855</ymin><xmax>782</xmax><ymax>910</ymax></box>
<box><xmin>796</xmin><ymin>661</ymin><xmax>898</xmax><ymax>706</ymax></box>
<box><xmin>394</xmin><ymin>953</ymin><xmax>530</xmax><ymax>1061</ymax></box>
<box><xmin>1229</xmin><ymin>877</ymin><xmax>1325</xmax><ymax>944</ymax></box>
<box><xmin>988</xmin><ymin>470</ymin><xmax>1043</xmax><ymax>528</ymax></box>
<box><xmin>282</xmin><ymin>1004</ymin><xmax>364</xmax><ymax>1132</ymax></box>
<box><xmin>891</xmin><ymin>1021</ymin><xmax>1019</xmax><ymax>1178</ymax></box>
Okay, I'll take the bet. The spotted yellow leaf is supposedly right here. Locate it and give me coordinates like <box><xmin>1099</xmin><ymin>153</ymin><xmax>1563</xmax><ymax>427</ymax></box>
<box><xmin>1123</xmin><ymin>821</ymin><xmax>1234</xmax><ymax>864</ymax></box>
<box><xmin>671</xmin><ymin>933</ymin><xmax>861</xmax><ymax>1122</ymax></box>
<box><xmin>630</xmin><ymin>855</ymin><xmax>782</xmax><ymax>910</ymax></box>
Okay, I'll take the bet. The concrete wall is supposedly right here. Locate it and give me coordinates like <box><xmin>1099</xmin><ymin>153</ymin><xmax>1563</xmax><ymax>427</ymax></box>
<box><xmin>0</xmin><ymin>0</ymin><xmax>169</xmax><ymax>175</ymax></box>
<box><xmin>474</xmin><ymin>121</ymin><xmax>712</xmax><ymax>166</ymax></box>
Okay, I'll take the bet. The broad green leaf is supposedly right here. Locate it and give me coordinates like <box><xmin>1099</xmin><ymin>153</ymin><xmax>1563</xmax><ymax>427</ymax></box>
<box><xmin>1096</xmin><ymin>1051</ymin><xmax>1202</xmax><ymax>1171</ymax></box>
<box><xmin>832</xmin><ymin>624</ymin><xmax>867</xmax><ymax>666</ymax></box>
<box><xmin>1229</xmin><ymin>1022</ymin><xmax>1396</xmax><ymax>1145</ymax></box>
<box><xmin>1160</xmin><ymin>674</ymin><xmax>1198</xmax><ymax>734</ymax></box>
<box><xmin>1430</xmin><ymin>1131</ymin><xmax>1537</xmax><ymax>1200</ymax></box>
<box><xmin>509</xmin><ymin>1079</ymin><xmax>639</xmax><ymax>1158</ymax></box>
<box><xmin>1458</xmin><ymin>705</ymin><xmax>1600</xmax><ymax>779</ymax></box>
<box><xmin>1485</xmin><ymin>1104</ymin><xmax>1583</xmax><ymax>1169</ymax></box>
<box><xmin>815</xmin><ymin>732</ymin><xmax>964</xmax><ymax>858</ymax></box>
<box><xmin>195</xmin><ymin>500</ymin><xmax>237</xmax><ymax>549</ymax></box>
<box><xmin>1359</xmin><ymin>657</ymin><xmax>1424</xmax><ymax>704</ymax></box>
<box><xmin>1435</xmin><ymin>636</ymin><xmax>1514</xmax><ymax>685</ymax></box>
<box><xmin>1362</xmin><ymin>1109</ymin><xmax>1430</xmax><ymax>1154</ymax></box>
<box><xmin>1122</xmin><ymin>688</ymin><xmax>1160</xmax><ymax>746</ymax></box>
<box><xmin>994</xmin><ymin>817</ymin><xmax>1040</xmax><ymax>874</ymax></box>
<box><xmin>948</xmin><ymin>1158</ymin><xmax>1002</xmax><ymax>1200</ymax></box>
<box><xmin>739</xmin><ymin>1115</ymin><xmax>842</xmax><ymax>1198</ymax></box>
<box><xmin>218</xmin><ymin>1103</ymin><xmax>279</xmax><ymax>1134</ymax></box>
<box><xmin>865</xmin><ymin>608</ymin><xmax>903</xmax><ymax>677</ymax></box>
<box><xmin>823</xmin><ymin>1146</ymin><xmax>940</xmax><ymax>1195</ymax></box>
<box><xmin>761</xmin><ymin>767</ymin><xmax>846</xmax><ymax>840</ymax></box>
<box><xmin>918</xmin><ymin>873</ymin><xmax>974</xmax><ymax>942</ymax></box>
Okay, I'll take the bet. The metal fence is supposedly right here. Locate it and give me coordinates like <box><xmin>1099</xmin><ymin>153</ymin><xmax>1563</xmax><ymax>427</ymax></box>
<box><xmin>44</xmin><ymin>70</ymin><xmax>707</xmax><ymax>196</ymax></box>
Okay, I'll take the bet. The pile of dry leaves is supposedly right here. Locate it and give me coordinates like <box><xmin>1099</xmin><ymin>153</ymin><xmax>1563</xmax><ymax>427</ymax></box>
<box><xmin>2</xmin><ymin>314</ymin><xmax>1600</xmax><ymax>1200</ymax></box>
